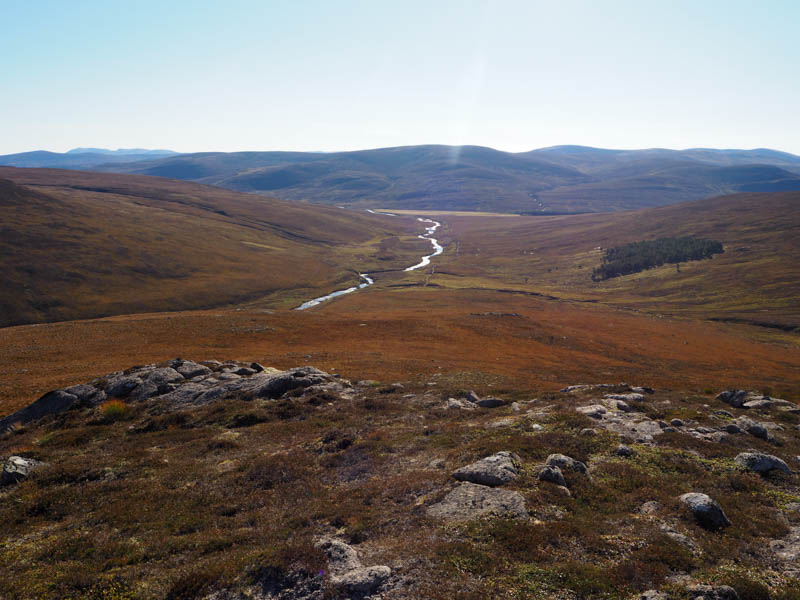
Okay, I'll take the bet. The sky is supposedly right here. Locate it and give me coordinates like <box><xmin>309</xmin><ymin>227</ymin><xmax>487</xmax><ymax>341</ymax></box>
<box><xmin>2</xmin><ymin>0</ymin><xmax>799</xmax><ymax>155</ymax></box>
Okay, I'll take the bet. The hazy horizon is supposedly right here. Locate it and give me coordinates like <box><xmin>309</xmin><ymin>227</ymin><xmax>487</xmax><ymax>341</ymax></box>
<box><xmin>3</xmin><ymin>0</ymin><xmax>799</xmax><ymax>155</ymax></box>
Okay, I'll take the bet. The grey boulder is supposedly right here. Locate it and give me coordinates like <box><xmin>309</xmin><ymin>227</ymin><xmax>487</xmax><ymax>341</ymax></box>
<box><xmin>679</xmin><ymin>493</ymin><xmax>731</xmax><ymax>530</ymax></box>
<box><xmin>735</xmin><ymin>452</ymin><xmax>791</xmax><ymax>475</ymax></box>
<box><xmin>452</xmin><ymin>451</ymin><xmax>520</xmax><ymax>487</ymax></box>
<box><xmin>735</xmin><ymin>417</ymin><xmax>771</xmax><ymax>441</ymax></box>
<box><xmin>546</xmin><ymin>453</ymin><xmax>588</xmax><ymax>474</ymax></box>
<box><xmin>538</xmin><ymin>465</ymin><xmax>567</xmax><ymax>487</ymax></box>
<box><xmin>0</xmin><ymin>389</ymin><xmax>79</xmax><ymax>431</ymax></box>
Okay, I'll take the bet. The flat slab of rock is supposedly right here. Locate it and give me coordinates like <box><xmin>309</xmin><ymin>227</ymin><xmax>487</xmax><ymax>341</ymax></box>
<box><xmin>735</xmin><ymin>452</ymin><xmax>791</xmax><ymax>475</ymax></box>
<box><xmin>679</xmin><ymin>493</ymin><xmax>731</xmax><ymax>530</ymax></box>
<box><xmin>427</xmin><ymin>482</ymin><xmax>528</xmax><ymax>521</ymax></box>
<box><xmin>452</xmin><ymin>451</ymin><xmax>520</xmax><ymax>486</ymax></box>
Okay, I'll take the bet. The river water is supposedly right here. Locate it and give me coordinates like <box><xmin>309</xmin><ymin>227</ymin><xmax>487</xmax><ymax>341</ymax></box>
<box><xmin>295</xmin><ymin>215</ymin><xmax>442</xmax><ymax>310</ymax></box>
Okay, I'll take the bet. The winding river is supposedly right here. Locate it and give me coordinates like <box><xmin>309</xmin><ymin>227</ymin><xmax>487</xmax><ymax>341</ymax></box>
<box><xmin>295</xmin><ymin>216</ymin><xmax>442</xmax><ymax>310</ymax></box>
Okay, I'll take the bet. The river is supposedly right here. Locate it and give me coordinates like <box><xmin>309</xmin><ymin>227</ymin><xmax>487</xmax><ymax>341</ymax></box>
<box><xmin>295</xmin><ymin>215</ymin><xmax>442</xmax><ymax>310</ymax></box>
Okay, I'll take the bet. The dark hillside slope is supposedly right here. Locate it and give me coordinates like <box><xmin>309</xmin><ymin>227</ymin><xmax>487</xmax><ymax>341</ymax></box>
<box><xmin>0</xmin><ymin>167</ymin><xmax>425</xmax><ymax>327</ymax></box>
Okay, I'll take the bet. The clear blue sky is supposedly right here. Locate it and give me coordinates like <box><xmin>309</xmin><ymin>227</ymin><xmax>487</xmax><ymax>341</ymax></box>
<box><xmin>2</xmin><ymin>0</ymin><xmax>799</xmax><ymax>155</ymax></box>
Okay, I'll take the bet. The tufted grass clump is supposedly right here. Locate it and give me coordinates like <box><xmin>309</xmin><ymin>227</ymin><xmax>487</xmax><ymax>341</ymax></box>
<box><xmin>100</xmin><ymin>399</ymin><xmax>131</xmax><ymax>422</ymax></box>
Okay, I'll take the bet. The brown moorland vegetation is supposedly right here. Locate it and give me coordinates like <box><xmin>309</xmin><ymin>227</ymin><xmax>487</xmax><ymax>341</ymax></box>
<box><xmin>1</xmin><ymin>172</ymin><xmax>799</xmax><ymax>600</ymax></box>
<box><xmin>0</xmin><ymin>167</ymin><xmax>429</xmax><ymax>327</ymax></box>
<box><xmin>409</xmin><ymin>191</ymin><xmax>800</xmax><ymax>329</ymax></box>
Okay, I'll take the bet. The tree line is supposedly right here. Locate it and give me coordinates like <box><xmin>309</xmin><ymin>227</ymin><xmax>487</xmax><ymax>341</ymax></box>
<box><xmin>592</xmin><ymin>236</ymin><xmax>724</xmax><ymax>281</ymax></box>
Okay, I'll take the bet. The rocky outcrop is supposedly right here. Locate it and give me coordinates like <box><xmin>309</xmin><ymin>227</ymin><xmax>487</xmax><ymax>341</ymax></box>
<box><xmin>735</xmin><ymin>452</ymin><xmax>791</xmax><ymax>475</ymax></box>
<box><xmin>452</xmin><ymin>451</ymin><xmax>520</xmax><ymax>487</ymax></box>
<box><xmin>0</xmin><ymin>359</ymin><xmax>348</xmax><ymax>432</ymax></box>
<box><xmin>0</xmin><ymin>387</ymin><xmax>106</xmax><ymax>431</ymax></box>
<box><xmin>679</xmin><ymin>493</ymin><xmax>731</xmax><ymax>531</ymax></box>
<box><xmin>427</xmin><ymin>482</ymin><xmax>528</xmax><ymax>521</ymax></box>
<box><xmin>1</xmin><ymin>455</ymin><xmax>45</xmax><ymax>486</ymax></box>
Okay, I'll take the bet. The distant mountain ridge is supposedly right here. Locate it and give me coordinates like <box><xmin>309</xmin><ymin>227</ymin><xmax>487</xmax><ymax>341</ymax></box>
<box><xmin>2</xmin><ymin>144</ymin><xmax>799</xmax><ymax>212</ymax></box>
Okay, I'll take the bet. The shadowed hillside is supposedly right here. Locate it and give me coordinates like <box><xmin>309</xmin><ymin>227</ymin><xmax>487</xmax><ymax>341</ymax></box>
<box><xmin>0</xmin><ymin>167</ymin><xmax>427</xmax><ymax>327</ymax></box>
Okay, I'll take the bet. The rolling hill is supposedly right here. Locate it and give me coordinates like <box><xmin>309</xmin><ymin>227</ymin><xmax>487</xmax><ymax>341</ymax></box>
<box><xmin>423</xmin><ymin>190</ymin><xmax>800</xmax><ymax>328</ymax></box>
<box><xmin>4</xmin><ymin>145</ymin><xmax>800</xmax><ymax>213</ymax></box>
<box><xmin>0</xmin><ymin>167</ymin><xmax>427</xmax><ymax>327</ymax></box>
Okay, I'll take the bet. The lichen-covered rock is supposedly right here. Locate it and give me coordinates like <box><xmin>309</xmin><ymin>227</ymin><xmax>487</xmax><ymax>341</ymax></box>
<box><xmin>735</xmin><ymin>452</ymin><xmax>791</xmax><ymax>475</ymax></box>
<box><xmin>1</xmin><ymin>455</ymin><xmax>45</xmax><ymax>486</ymax></box>
<box><xmin>427</xmin><ymin>482</ymin><xmax>528</xmax><ymax>521</ymax></box>
<box><xmin>314</xmin><ymin>537</ymin><xmax>390</xmax><ymax>596</ymax></box>
<box><xmin>452</xmin><ymin>451</ymin><xmax>520</xmax><ymax>487</ymax></box>
<box><xmin>679</xmin><ymin>493</ymin><xmax>731</xmax><ymax>530</ymax></box>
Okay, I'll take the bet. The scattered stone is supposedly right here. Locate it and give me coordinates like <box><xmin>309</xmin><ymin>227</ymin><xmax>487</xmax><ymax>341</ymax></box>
<box><xmin>1</xmin><ymin>455</ymin><xmax>45</xmax><ymax>486</ymax></box>
<box><xmin>249</xmin><ymin>362</ymin><xmax>266</xmax><ymax>373</ymax></box>
<box><xmin>315</xmin><ymin>537</ymin><xmax>390</xmax><ymax>596</ymax></box>
<box><xmin>743</xmin><ymin>398</ymin><xmax>773</xmax><ymax>410</ymax></box>
<box><xmin>511</xmin><ymin>402</ymin><xmax>521</xmax><ymax>413</ymax></box>
<box><xmin>452</xmin><ymin>451</ymin><xmax>520</xmax><ymax>487</ymax></box>
<box><xmin>538</xmin><ymin>465</ymin><xmax>567</xmax><ymax>487</ymax></box>
<box><xmin>616</xmin><ymin>444</ymin><xmax>635</xmax><ymax>457</ymax></box>
<box><xmin>638</xmin><ymin>501</ymin><xmax>661</xmax><ymax>515</ymax></box>
<box><xmin>446</xmin><ymin>398</ymin><xmax>473</xmax><ymax>410</ymax></box>
<box><xmin>716</xmin><ymin>390</ymin><xmax>750</xmax><ymax>408</ymax></box>
<box><xmin>735</xmin><ymin>416</ymin><xmax>771</xmax><ymax>441</ymax></box>
<box><xmin>604</xmin><ymin>398</ymin><xmax>631</xmax><ymax>412</ymax></box>
<box><xmin>580</xmin><ymin>428</ymin><xmax>597</xmax><ymax>436</ymax></box>
<box><xmin>546</xmin><ymin>453</ymin><xmax>588</xmax><ymax>474</ymax></box>
<box><xmin>489</xmin><ymin>417</ymin><xmax>517</xmax><ymax>428</ymax></box>
<box><xmin>427</xmin><ymin>482</ymin><xmax>528</xmax><ymax>521</ymax></box>
<box><xmin>714</xmin><ymin>409</ymin><xmax>734</xmax><ymax>418</ymax></box>
<box><xmin>734</xmin><ymin>452</ymin><xmax>791</xmax><ymax>475</ymax></box>
<box><xmin>679</xmin><ymin>493</ymin><xmax>731</xmax><ymax>530</ymax></box>
<box><xmin>428</xmin><ymin>458</ymin><xmax>445</xmax><ymax>470</ymax></box>
<box><xmin>631</xmin><ymin>386</ymin><xmax>654</xmax><ymax>394</ymax></box>
<box><xmin>576</xmin><ymin>404</ymin><xmax>607</xmax><ymax>419</ymax></box>
<box><xmin>465</xmin><ymin>390</ymin><xmax>481</xmax><ymax>404</ymax></box>
<box><xmin>605</xmin><ymin>392</ymin><xmax>645</xmax><ymax>403</ymax></box>
<box><xmin>660</xmin><ymin>524</ymin><xmax>698</xmax><ymax>550</ymax></box>
<box><xmin>530</xmin><ymin>423</ymin><xmax>544</xmax><ymax>432</ymax></box>
<box><xmin>641</xmin><ymin>590</ymin><xmax>669</xmax><ymax>600</ymax></box>
<box><xmin>670</xmin><ymin>418</ymin><xmax>685</xmax><ymax>427</ymax></box>
<box><xmin>723</xmin><ymin>424</ymin><xmax>741</xmax><ymax>434</ymax></box>
<box><xmin>687</xmin><ymin>584</ymin><xmax>739</xmax><ymax>600</ymax></box>
<box><xmin>476</xmin><ymin>396</ymin><xmax>505</xmax><ymax>408</ymax></box>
